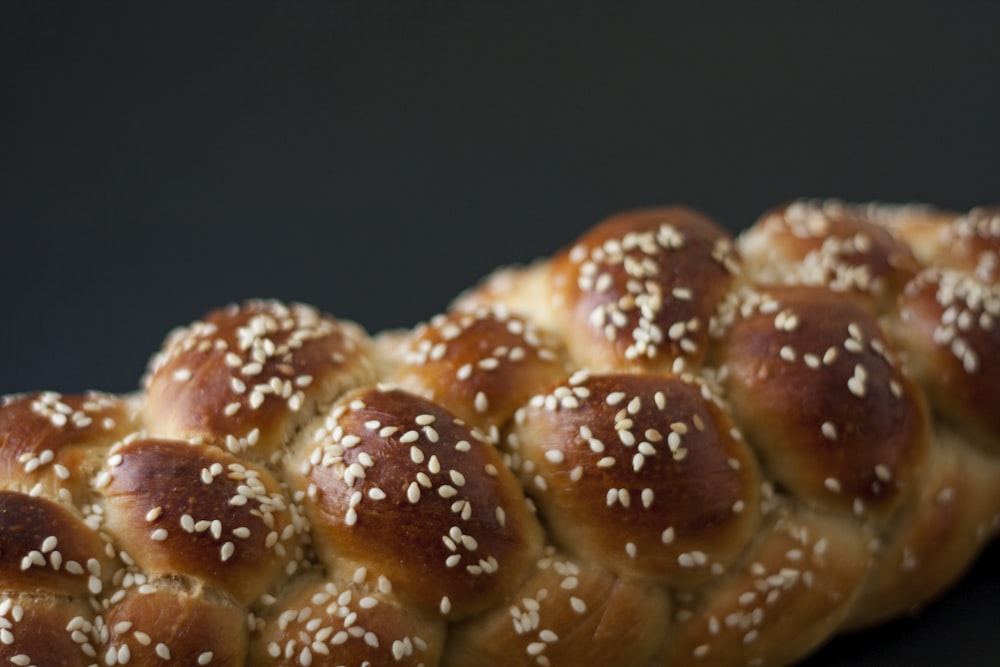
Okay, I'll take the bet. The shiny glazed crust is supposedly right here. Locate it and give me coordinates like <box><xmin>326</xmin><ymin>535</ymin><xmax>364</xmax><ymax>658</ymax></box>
<box><xmin>1</xmin><ymin>200</ymin><xmax>998</xmax><ymax>666</ymax></box>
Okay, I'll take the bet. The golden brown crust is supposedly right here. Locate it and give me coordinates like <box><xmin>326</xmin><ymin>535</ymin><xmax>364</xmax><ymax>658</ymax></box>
<box><xmin>288</xmin><ymin>387</ymin><xmax>544</xmax><ymax>620</ymax></box>
<box><xmin>740</xmin><ymin>200</ymin><xmax>922</xmax><ymax>311</ymax></box>
<box><xmin>249</xmin><ymin>574</ymin><xmax>446</xmax><ymax>667</ymax></box>
<box><xmin>143</xmin><ymin>301</ymin><xmax>376</xmax><ymax>464</ymax></box>
<box><xmin>99</xmin><ymin>438</ymin><xmax>301</xmax><ymax>605</ymax></box>
<box><xmin>442</xmin><ymin>548</ymin><xmax>671</xmax><ymax>667</ymax></box>
<box><xmin>389</xmin><ymin>306</ymin><xmax>569</xmax><ymax>437</ymax></box>
<box><xmin>876</xmin><ymin>203</ymin><xmax>1000</xmax><ymax>281</ymax></box>
<box><xmin>0</xmin><ymin>594</ymin><xmax>98</xmax><ymax>666</ymax></box>
<box><xmin>847</xmin><ymin>427</ymin><xmax>1000</xmax><ymax>628</ymax></box>
<box><xmin>103</xmin><ymin>579</ymin><xmax>249</xmax><ymax>666</ymax></box>
<box><xmin>894</xmin><ymin>268</ymin><xmax>1000</xmax><ymax>448</ymax></box>
<box><xmin>508</xmin><ymin>372</ymin><xmax>761</xmax><ymax>587</ymax></box>
<box><xmin>662</xmin><ymin>506</ymin><xmax>872</xmax><ymax>666</ymax></box>
<box><xmin>0</xmin><ymin>490</ymin><xmax>112</xmax><ymax>599</ymax></box>
<box><xmin>546</xmin><ymin>206</ymin><xmax>740</xmax><ymax>373</ymax></box>
<box><xmin>717</xmin><ymin>286</ymin><xmax>929</xmax><ymax>518</ymax></box>
<box><xmin>1</xmin><ymin>201</ymin><xmax>999</xmax><ymax>666</ymax></box>
<box><xmin>0</xmin><ymin>391</ymin><xmax>138</xmax><ymax>503</ymax></box>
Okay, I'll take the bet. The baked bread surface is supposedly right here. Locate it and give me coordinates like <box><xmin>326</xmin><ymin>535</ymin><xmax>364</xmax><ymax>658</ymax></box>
<box><xmin>2</xmin><ymin>201</ymin><xmax>998</xmax><ymax>666</ymax></box>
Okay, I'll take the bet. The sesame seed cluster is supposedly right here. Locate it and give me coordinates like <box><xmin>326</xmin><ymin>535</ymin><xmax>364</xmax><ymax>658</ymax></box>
<box><xmin>1</xmin><ymin>201</ymin><xmax>998</xmax><ymax>666</ymax></box>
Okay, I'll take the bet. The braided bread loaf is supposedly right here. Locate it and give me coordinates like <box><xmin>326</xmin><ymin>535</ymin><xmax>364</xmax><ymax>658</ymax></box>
<box><xmin>2</xmin><ymin>200</ymin><xmax>998</xmax><ymax>666</ymax></box>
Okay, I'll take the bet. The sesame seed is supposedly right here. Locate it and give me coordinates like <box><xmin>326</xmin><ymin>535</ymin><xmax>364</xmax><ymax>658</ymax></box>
<box><xmin>544</xmin><ymin>450</ymin><xmax>565</xmax><ymax>464</ymax></box>
<box><xmin>427</xmin><ymin>455</ymin><xmax>441</xmax><ymax>474</ymax></box>
<box><xmin>407</xmin><ymin>482</ymin><xmax>421</xmax><ymax>504</ymax></box>
<box><xmin>889</xmin><ymin>379</ymin><xmax>903</xmax><ymax>398</ymax></box>
<box><xmin>848</xmin><ymin>365</ymin><xmax>867</xmax><ymax>397</ymax></box>
<box><xmin>560</xmin><ymin>575</ymin><xmax>579</xmax><ymax>590</ymax></box>
<box><xmin>936</xmin><ymin>487</ymin><xmax>956</xmax><ymax>505</ymax></box>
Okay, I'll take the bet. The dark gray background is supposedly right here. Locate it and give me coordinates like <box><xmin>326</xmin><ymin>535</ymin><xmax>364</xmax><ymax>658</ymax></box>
<box><xmin>1</xmin><ymin>2</ymin><xmax>997</xmax><ymax>664</ymax></box>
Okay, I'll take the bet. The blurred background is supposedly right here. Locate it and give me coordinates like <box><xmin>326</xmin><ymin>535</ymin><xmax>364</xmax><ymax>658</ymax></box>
<box><xmin>1</xmin><ymin>2</ymin><xmax>998</xmax><ymax>664</ymax></box>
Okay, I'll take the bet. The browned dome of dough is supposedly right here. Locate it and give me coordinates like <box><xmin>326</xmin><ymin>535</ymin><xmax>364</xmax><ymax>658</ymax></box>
<box><xmin>288</xmin><ymin>386</ymin><xmax>544</xmax><ymax>620</ymax></box>
<box><xmin>509</xmin><ymin>372</ymin><xmax>761</xmax><ymax>588</ymax></box>
<box><xmin>143</xmin><ymin>300</ymin><xmax>376</xmax><ymax>463</ymax></box>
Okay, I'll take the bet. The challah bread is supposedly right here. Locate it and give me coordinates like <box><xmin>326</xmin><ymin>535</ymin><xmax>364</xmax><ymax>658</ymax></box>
<box><xmin>0</xmin><ymin>199</ymin><xmax>998</xmax><ymax>666</ymax></box>
<box><xmin>715</xmin><ymin>285</ymin><xmax>929</xmax><ymax>519</ymax></box>
<box><xmin>285</xmin><ymin>385</ymin><xmax>545</xmax><ymax>621</ymax></box>
<box><xmin>736</xmin><ymin>200</ymin><xmax>923</xmax><ymax>313</ymax></box>
<box><xmin>506</xmin><ymin>371</ymin><xmax>762</xmax><ymax>590</ymax></box>
<box><xmin>249</xmin><ymin>572</ymin><xmax>447</xmax><ymax>666</ymax></box>
<box><xmin>143</xmin><ymin>300</ymin><xmax>376</xmax><ymax>465</ymax></box>
<box><xmin>385</xmin><ymin>306</ymin><xmax>568</xmax><ymax>440</ymax></box>
<box><xmin>442</xmin><ymin>546</ymin><xmax>672</xmax><ymax>667</ymax></box>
